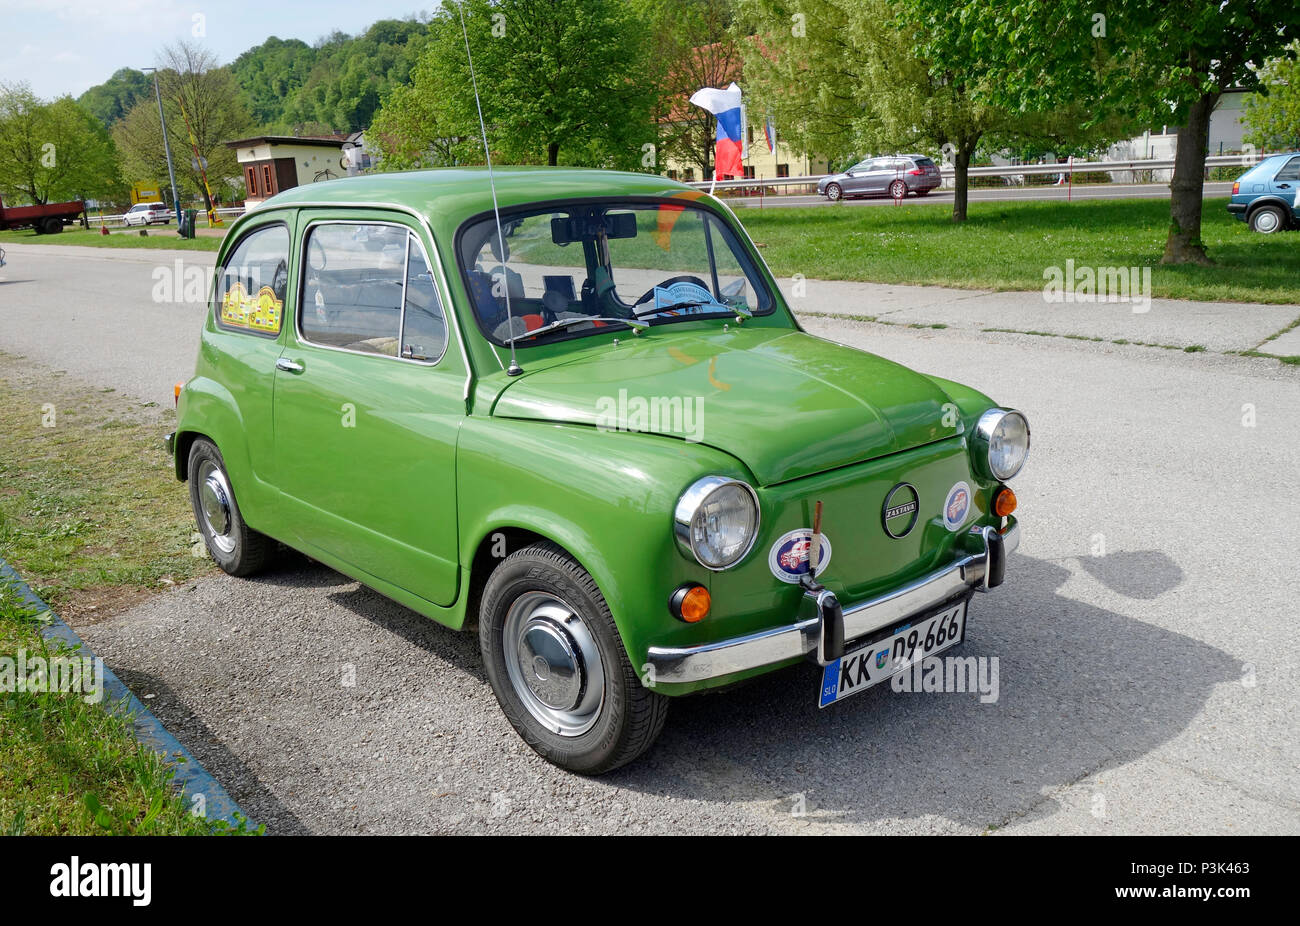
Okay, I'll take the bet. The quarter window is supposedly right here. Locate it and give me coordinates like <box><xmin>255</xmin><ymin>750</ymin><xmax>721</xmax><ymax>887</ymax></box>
<box><xmin>401</xmin><ymin>238</ymin><xmax>448</xmax><ymax>361</ymax></box>
<box><xmin>300</xmin><ymin>223</ymin><xmax>447</xmax><ymax>362</ymax></box>
<box><xmin>215</xmin><ymin>224</ymin><xmax>290</xmax><ymax>336</ymax></box>
<box><xmin>1274</xmin><ymin>156</ymin><xmax>1300</xmax><ymax>182</ymax></box>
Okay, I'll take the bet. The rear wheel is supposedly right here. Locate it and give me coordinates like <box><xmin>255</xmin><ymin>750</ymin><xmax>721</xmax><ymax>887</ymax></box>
<box><xmin>825</xmin><ymin>182</ymin><xmax>843</xmax><ymax>202</ymax></box>
<box><xmin>479</xmin><ymin>541</ymin><xmax>669</xmax><ymax>774</ymax></box>
<box><xmin>889</xmin><ymin>179</ymin><xmax>907</xmax><ymax>199</ymax></box>
<box><xmin>42</xmin><ymin>217</ymin><xmax>62</xmax><ymax>234</ymax></box>
<box><xmin>1249</xmin><ymin>205</ymin><xmax>1286</xmax><ymax>234</ymax></box>
<box><xmin>186</xmin><ymin>438</ymin><xmax>272</xmax><ymax>576</ymax></box>
<box><xmin>915</xmin><ymin>188</ymin><xmax>931</xmax><ymax>197</ymax></box>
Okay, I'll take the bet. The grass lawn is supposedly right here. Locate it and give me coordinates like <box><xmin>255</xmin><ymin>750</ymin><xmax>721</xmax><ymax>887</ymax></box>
<box><xmin>739</xmin><ymin>196</ymin><xmax>1300</xmax><ymax>305</ymax></box>
<box><xmin>0</xmin><ymin>227</ymin><xmax>223</xmax><ymax>252</ymax></box>
<box><xmin>0</xmin><ymin>584</ymin><xmax>253</xmax><ymax>834</ymax></box>
<box><xmin>0</xmin><ymin>352</ymin><xmax>213</xmax><ymax>619</ymax></box>
<box><xmin>0</xmin><ymin>351</ymin><xmax>251</xmax><ymax>834</ymax></box>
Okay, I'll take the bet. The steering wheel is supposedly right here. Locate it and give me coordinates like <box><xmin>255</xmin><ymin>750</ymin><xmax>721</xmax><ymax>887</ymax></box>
<box><xmin>632</xmin><ymin>275</ymin><xmax>712</xmax><ymax>308</ymax></box>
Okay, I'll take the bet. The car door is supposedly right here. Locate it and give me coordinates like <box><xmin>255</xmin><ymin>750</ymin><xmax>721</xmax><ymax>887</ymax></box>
<box><xmin>843</xmin><ymin>159</ymin><xmax>876</xmax><ymax>194</ymax></box>
<box><xmin>863</xmin><ymin>159</ymin><xmax>894</xmax><ymax>194</ymax></box>
<box><xmin>272</xmin><ymin>212</ymin><xmax>465</xmax><ymax>607</ymax></box>
<box><xmin>1271</xmin><ymin>156</ymin><xmax>1300</xmax><ymax>215</ymax></box>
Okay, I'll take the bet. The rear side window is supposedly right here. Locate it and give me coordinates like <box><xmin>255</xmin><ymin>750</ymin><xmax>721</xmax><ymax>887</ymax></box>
<box><xmin>1274</xmin><ymin>156</ymin><xmax>1300</xmax><ymax>182</ymax></box>
<box><xmin>216</xmin><ymin>224</ymin><xmax>290</xmax><ymax>336</ymax></box>
<box><xmin>300</xmin><ymin>222</ymin><xmax>447</xmax><ymax>362</ymax></box>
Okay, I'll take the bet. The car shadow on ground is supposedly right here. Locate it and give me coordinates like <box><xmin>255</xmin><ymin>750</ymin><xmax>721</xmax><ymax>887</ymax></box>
<box><xmin>104</xmin><ymin>668</ymin><xmax>313</xmax><ymax>835</ymax></box>
<box><xmin>607</xmin><ymin>551</ymin><xmax>1238</xmax><ymax>831</ymax></box>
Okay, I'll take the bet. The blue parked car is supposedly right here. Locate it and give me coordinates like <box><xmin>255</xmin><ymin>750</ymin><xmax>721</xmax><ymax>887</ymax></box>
<box><xmin>1227</xmin><ymin>152</ymin><xmax>1300</xmax><ymax>233</ymax></box>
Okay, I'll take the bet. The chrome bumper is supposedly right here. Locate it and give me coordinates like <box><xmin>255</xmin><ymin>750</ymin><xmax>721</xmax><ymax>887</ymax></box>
<box><xmin>646</xmin><ymin>520</ymin><xmax>1020</xmax><ymax>685</ymax></box>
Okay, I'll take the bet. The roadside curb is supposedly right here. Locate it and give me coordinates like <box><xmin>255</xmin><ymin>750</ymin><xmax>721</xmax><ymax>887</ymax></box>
<box><xmin>0</xmin><ymin>557</ymin><xmax>250</xmax><ymax>828</ymax></box>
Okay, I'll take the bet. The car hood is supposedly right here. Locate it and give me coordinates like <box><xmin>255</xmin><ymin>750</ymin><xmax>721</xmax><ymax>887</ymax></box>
<box><xmin>491</xmin><ymin>327</ymin><xmax>958</xmax><ymax>485</ymax></box>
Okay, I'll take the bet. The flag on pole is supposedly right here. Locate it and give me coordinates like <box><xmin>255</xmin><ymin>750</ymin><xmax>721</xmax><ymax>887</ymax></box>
<box><xmin>765</xmin><ymin>113</ymin><xmax>777</xmax><ymax>155</ymax></box>
<box><xmin>689</xmin><ymin>82</ymin><xmax>744</xmax><ymax>183</ymax></box>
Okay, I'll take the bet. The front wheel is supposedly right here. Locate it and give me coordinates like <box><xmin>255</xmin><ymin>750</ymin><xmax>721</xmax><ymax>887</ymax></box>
<box><xmin>479</xmin><ymin>541</ymin><xmax>669</xmax><ymax>774</ymax></box>
<box><xmin>825</xmin><ymin>182</ymin><xmax>843</xmax><ymax>202</ymax></box>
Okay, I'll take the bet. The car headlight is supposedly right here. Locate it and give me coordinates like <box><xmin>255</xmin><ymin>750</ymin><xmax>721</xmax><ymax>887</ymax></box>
<box><xmin>674</xmin><ymin>476</ymin><xmax>760</xmax><ymax>570</ymax></box>
<box><xmin>972</xmin><ymin>409</ymin><xmax>1031</xmax><ymax>481</ymax></box>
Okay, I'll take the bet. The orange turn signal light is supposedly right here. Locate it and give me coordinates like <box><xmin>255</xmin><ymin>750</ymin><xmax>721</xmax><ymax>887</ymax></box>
<box><xmin>993</xmin><ymin>486</ymin><xmax>1017</xmax><ymax>518</ymax></box>
<box><xmin>173</xmin><ymin>381</ymin><xmax>184</xmax><ymax>407</ymax></box>
<box><xmin>670</xmin><ymin>584</ymin><xmax>711</xmax><ymax>623</ymax></box>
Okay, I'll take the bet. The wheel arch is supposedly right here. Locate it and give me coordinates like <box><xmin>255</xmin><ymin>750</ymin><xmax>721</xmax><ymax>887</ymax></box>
<box><xmin>1246</xmin><ymin>197</ymin><xmax>1293</xmax><ymax>227</ymax></box>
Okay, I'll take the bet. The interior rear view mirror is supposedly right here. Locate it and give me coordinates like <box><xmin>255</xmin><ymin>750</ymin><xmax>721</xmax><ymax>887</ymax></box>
<box><xmin>551</xmin><ymin>211</ymin><xmax>638</xmax><ymax>245</ymax></box>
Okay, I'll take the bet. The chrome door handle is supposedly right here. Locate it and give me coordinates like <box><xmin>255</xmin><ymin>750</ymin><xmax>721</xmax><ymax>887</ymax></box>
<box><xmin>275</xmin><ymin>358</ymin><xmax>304</xmax><ymax>374</ymax></box>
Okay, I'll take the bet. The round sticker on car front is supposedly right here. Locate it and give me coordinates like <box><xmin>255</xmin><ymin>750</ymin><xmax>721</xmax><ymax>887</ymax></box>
<box><xmin>768</xmin><ymin>529</ymin><xmax>833</xmax><ymax>583</ymax></box>
<box><xmin>943</xmin><ymin>481</ymin><xmax>971</xmax><ymax>531</ymax></box>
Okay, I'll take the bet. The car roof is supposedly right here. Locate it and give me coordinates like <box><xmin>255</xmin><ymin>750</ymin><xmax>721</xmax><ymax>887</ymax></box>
<box><xmin>259</xmin><ymin>167</ymin><xmax>702</xmax><ymax>234</ymax></box>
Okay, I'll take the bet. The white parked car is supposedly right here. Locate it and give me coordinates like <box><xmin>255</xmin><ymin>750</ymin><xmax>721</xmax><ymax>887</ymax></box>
<box><xmin>124</xmin><ymin>202</ymin><xmax>172</xmax><ymax>227</ymax></box>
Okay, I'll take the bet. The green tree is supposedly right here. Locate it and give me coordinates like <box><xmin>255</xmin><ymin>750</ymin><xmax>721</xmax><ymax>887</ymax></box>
<box><xmin>0</xmin><ymin>83</ymin><xmax>123</xmax><ymax>205</ymax></box>
<box><xmin>78</xmin><ymin>68</ymin><xmax>153</xmax><ymax>128</ymax></box>
<box><xmin>732</xmin><ymin>0</ymin><xmax>1081</xmax><ymax>221</ymax></box>
<box><xmin>238</xmin><ymin>20</ymin><xmax>431</xmax><ymax>134</ymax></box>
<box><xmin>637</xmin><ymin>0</ymin><xmax>742</xmax><ymax>178</ymax></box>
<box><xmin>901</xmin><ymin>1</ymin><xmax>1300</xmax><ymax>263</ymax></box>
<box><xmin>1244</xmin><ymin>42</ymin><xmax>1300</xmax><ymax>152</ymax></box>
<box><xmin>379</xmin><ymin>0</ymin><xmax>655</xmax><ymax>169</ymax></box>
<box><xmin>113</xmin><ymin>43</ymin><xmax>255</xmax><ymax>210</ymax></box>
<box><xmin>229</xmin><ymin>37</ymin><xmax>318</xmax><ymax>128</ymax></box>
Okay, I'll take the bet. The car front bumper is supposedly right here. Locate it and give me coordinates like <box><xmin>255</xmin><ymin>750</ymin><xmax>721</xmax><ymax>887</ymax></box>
<box><xmin>646</xmin><ymin>519</ymin><xmax>1019</xmax><ymax>684</ymax></box>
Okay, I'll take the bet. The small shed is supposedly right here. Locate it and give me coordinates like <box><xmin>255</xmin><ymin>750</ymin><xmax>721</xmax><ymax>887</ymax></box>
<box><xmin>225</xmin><ymin>135</ymin><xmax>350</xmax><ymax>210</ymax></box>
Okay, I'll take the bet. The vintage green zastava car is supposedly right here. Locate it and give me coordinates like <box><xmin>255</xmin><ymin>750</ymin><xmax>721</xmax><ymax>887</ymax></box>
<box><xmin>167</xmin><ymin>168</ymin><xmax>1029</xmax><ymax>773</ymax></box>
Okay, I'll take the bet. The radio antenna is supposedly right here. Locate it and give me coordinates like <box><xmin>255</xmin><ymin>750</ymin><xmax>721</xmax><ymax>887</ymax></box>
<box><xmin>457</xmin><ymin>1</ymin><xmax>521</xmax><ymax>376</ymax></box>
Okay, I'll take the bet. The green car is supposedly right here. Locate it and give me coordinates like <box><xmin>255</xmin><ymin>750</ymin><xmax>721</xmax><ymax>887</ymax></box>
<box><xmin>167</xmin><ymin>168</ymin><xmax>1029</xmax><ymax>773</ymax></box>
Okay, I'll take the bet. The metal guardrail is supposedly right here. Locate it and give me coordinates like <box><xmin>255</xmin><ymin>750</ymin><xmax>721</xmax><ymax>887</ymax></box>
<box><xmin>89</xmin><ymin>206</ymin><xmax>244</xmax><ymax>227</ymax></box>
<box><xmin>687</xmin><ymin>154</ymin><xmax>1261</xmax><ymax>192</ymax></box>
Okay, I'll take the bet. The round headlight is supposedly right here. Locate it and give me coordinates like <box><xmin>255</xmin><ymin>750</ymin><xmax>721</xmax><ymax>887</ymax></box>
<box><xmin>973</xmin><ymin>409</ymin><xmax>1031</xmax><ymax>481</ymax></box>
<box><xmin>674</xmin><ymin>476</ymin><xmax>760</xmax><ymax>570</ymax></box>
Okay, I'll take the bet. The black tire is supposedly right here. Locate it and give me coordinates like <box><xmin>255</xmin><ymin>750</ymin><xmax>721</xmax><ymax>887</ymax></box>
<box><xmin>42</xmin><ymin>217</ymin><xmax>62</xmax><ymax>234</ymax></box>
<box><xmin>915</xmin><ymin>188</ymin><xmax>931</xmax><ymax>197</ymax></box>
<box><xmin>1249</xmin><ymin>205</ymin><xmax>1286</xmax><ymax>234</ymax></box>
<box><xmin>479</xmin><ymin>541</ymin><xmax>669</xmax><ymax>774</ymax></box>
<box><xmin>186</xmin><ymin>438</ymin><xmax>272</xmax><ymax>577</ymax></box>
<box><xmin>825</xmin><ymin>182</ymin><xmax>843</xmax><ymax>202</ymax></box>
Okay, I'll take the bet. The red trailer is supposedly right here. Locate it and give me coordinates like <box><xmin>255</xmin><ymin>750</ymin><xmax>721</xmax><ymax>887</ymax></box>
<box><xmin>0</xmin><ymin>195</ymin><xmax>86</xmax><ymax>234</ymax></box>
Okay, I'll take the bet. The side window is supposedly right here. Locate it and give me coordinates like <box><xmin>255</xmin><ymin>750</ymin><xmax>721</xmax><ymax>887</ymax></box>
<box><xmin>215</xmin><ymin>224</ymin><xmax>289</xmax><ymax>336</ymax></box>
<box><xmin>1274</xmin><ymin>157</ymin><xmax>1300</xmax><ymax>182</ymax></box>
<box><xmin>401</xmin><ymin>234</ymin><xmax>447</xmax><ymax>361</ymax></box>
<box><xmin>300</xmin><ymin>223</ymin><xmax>407</xmax><ymax>356</ymax></box>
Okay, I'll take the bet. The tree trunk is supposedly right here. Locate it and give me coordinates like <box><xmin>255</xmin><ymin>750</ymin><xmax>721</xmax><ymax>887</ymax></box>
<box><xmin>952</xmin><ymin>142</ymin><xmax>976</xmax><ymax>223</ymax></box>
<box><xmin>547</xmin><ymin>141</ymin><xmax>559</xmax><ymax>167</ymax></box>
<box><xmin>1162</xmin><ymin>91</ymin><xmax>1218</xmax><ymax>265</ymax></box>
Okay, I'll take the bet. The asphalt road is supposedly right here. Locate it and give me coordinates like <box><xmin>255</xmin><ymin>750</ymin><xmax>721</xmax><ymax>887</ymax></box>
<box><xmin>1</xmin><ymin>245</ymin><xmax>1297</xmax><ymax>834</ymax></box>
<box><xmin>726</xmin><ymin>181</ymin><xmax>1235</xmax><ymax>208</ymax></box>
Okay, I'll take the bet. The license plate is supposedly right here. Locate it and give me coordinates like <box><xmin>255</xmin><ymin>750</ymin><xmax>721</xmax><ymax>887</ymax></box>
<box><xmin>818</xmin><ymin>599</ymin><xmax>967</xmax><ymax>707</ymax></box>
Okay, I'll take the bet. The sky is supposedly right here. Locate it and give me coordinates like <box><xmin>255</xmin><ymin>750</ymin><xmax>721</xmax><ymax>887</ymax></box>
<box><xmin>1</xmin><ymin>0</ymin><xmax>443</xmax><ymax>99</ymax></box>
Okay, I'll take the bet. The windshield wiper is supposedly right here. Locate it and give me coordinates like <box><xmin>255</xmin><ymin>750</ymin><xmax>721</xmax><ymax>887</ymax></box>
<box><xmin>633</xmin><ymin>300</ymin><xmax>753</xmax><ymax>319</ymax></box>
<box><xmin>504</xmin><ymin>315</ymin><xmax>648</xmax><ymax>345</ymax></box>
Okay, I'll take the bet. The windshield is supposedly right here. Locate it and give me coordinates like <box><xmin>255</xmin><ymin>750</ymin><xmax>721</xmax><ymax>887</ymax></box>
<box><xmin>458</xmin><ymin>200</ymin><xmax>774</xmax><ymax>347</ymax></box>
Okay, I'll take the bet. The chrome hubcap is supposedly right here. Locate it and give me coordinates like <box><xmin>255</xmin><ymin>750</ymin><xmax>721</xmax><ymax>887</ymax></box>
<box><xmin>196</xmin><ymin>461</ymin><xmax>236</xmax><ymax>554</ymax></box>
<box><xmin>1257</xmin><ymin>212</ymin><xmax>1279</xmax><ymax>232</ymax></box>
<box><xmin>503</xmin><ymin>591</ymin><xmax>604</xmax><ymax>737</ymax></box>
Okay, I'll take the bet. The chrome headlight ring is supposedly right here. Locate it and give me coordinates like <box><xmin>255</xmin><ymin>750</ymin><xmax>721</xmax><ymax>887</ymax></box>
<box><xmin>972</xmin><ymin>408</ymin><xmax>1031</xmax><ymax>481</ymax></box>
<box><xmin>673</xmin><ymin>475</ymin><xmax>761</xmax><ymax>571</ymax></box>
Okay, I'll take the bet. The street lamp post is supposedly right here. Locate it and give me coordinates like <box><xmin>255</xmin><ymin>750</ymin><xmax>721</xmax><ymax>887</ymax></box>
<box><xmin>143</xmin><ymin>67</ymin><xmax>182</xmax><ymax>228</ymax></box>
